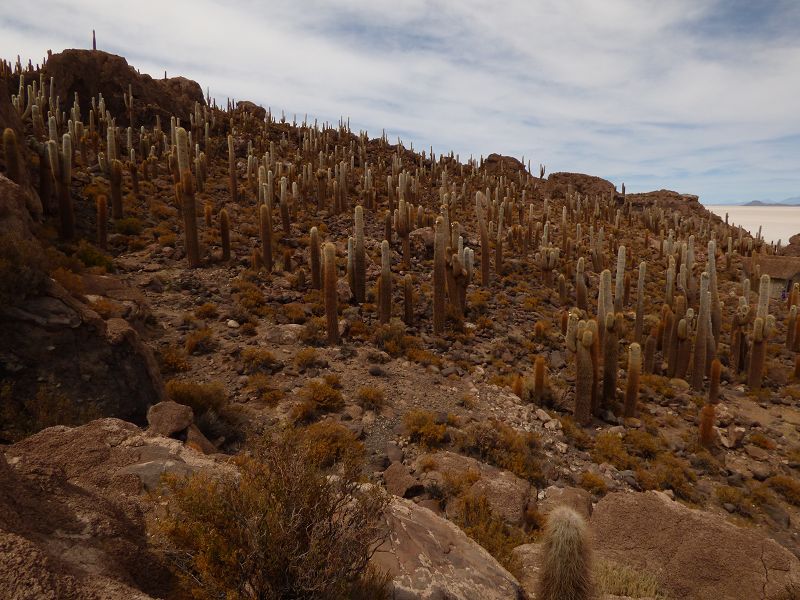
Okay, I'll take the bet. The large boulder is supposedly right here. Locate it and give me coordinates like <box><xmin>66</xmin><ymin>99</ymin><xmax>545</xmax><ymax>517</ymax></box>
<box><xmin>146</xmin><ymin>401</ymin><xmax>193</xmax><ymax>437</ymax></box>
<box><xmin>40</xmin><ymin>49</ymin><xmax>204</xmax><ymax>125</ymax></box>
<box><xmin>591</xmin><ymin>491</ymin><xmax>800</xmax><ymax>600</ymax></box>
<box><xmin>0</xmin><ymin>418</ymin><xmax>227</xmax><ymax>599</ymax></box>
<box><xmin>372</xmin><ymin>496</ymin><xmax>523</xmax><ymax>599</ymax></box>
<box><xmin>536</xmin><ymin>485</ymin><xmax>593</xmax><ymax>520</ymax></box>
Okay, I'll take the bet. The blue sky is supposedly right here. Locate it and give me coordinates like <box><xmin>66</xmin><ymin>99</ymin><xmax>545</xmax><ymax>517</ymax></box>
<box><xmin>1</xmin><ymin>0</ymin><xmax>799</xmax><ymax>204</ymax></box>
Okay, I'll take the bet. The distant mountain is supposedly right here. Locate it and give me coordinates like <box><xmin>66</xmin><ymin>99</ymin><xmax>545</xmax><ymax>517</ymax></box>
<box><xmin>740</xmin><ymin>196</ymin><xmax>800</xmax><ymax>207</ymax></box>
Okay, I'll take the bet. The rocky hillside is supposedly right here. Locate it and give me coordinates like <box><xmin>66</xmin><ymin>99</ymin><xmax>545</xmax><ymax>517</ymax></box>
<box><xmin>1</xmin><ymin>49</ymin><xmax>799</xmax><ymax>599</ymax></box>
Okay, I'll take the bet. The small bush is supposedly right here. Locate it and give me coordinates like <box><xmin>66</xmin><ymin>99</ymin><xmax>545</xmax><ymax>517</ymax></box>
<box><xmin>242</xmin><ymin>347</ymin><xmax>279</xmax><ymax>373</ymax></box>
<box><xmin>404</xmin><ymin>409</ymin><xmax>448</xmax><ymax>449</ymax></box>
<box><xmin>299</xmin><ymin>380</ymin><xmax>345</xmax><ymax>413</ymax></box>
<box><xmin>159</xmin><ymin>345</ymin><xmax>191</xmax><ymax>373</ymax></box>
<box><xmin>355</xmin><ymin>386</ymin><xmax>386</xmax><ymax>411</ymax></box>
<box><xmin>295</xmin><ymin>347</ymin><xmax>320</xmax><ymax>370</ymax></box>
<box><xmin>0</xmin><ymin>383</ymin><xmax>101</xmax><ymax>441</ymax></box>
<box><xmin>750</xmin><ymin>432</ymin><xmax>776</xmax><ymax>450</ymax></box>
<box><xmin>457</xmin><ymin>420</ymin><xmax>544</xmax><ymax>485</ymax></box>
<box><xmin>300</xmin><ymin>421</ymin><xmax>364</xmax><ymax>468</ymax></box>
<box><xmin>246</xmin><ymin>374</ymin><xmax>284</xmax><ymax>406</ymax></box>
<box><xmin>194</xmin><ymin>303</ymin><xmax>218</xmax><ymax>319</ymax></box>
<box><xmin>579</xmin><ymin>472</ymin><xmax>608</xmax><ymax>496</ymax></box>
<box><xmin>592</xmin><ymin>432</ymin><xmax>635</xmax><ymax>471</ymax></box>
<box><xmin>113</xmin><ymin>217</ymin><xmax>144</xmax><ymax>235</ymax></box>
<box><xmin>636</xmin><ymin>454</ymin><xmax>699</xmax><ymax>503</ymax></box>
<box><xmin>50</xmin><ymin>267</ymin><xmax>85</xmax><ymax>297</ymax></box>
<box><xmin>74</xmin><ymin>240</ymin><xmax>114</xmax><ymax>272</ymax></box>
<box><xmin>165</xmin><ymin>380</ymin><xmax>227</xmax><ymax>415</ymax></box>
<box><xmin>767</xmin><ymin>475</ymin><xmax>800</xmax><ymax>506</ymax></box>
<box><xmin>560</xmin><ymin>416</ymin><xmax>593</xmax><ymax>450</ymax></box>
<box><xmin>299</xmin><ymin>316</ymin><xmax>328</xmax><ymax>346</ymax></box>
<box><xmin>185</xmin><ymin>328</ymin><xmax>217</xmax><ymax>355</ymax></box>
<box><xmin>624</xmin><ymin>429</ymin><xmax>665</xmax><ymax>459</ymax></box>
<box><xmin>155</xmin><ymin>429</ymin><xmax>390</xmax><ymax>599</ymax></box>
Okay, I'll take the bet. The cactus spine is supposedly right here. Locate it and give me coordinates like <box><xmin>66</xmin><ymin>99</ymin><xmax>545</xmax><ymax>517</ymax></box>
<box><xmin>433</xmin><ymin>216</ymin><xmax>447</xmax><ymax>334</ymax></box>
<box><xmin>537</xmin><ymin>506</ymin><xmax>593</xmax><ymax>600</ymax></box>
<box><xmin>623</xmin><ymin>342</ymin><xmax>641</xmax><ymax>418</ymax></box>
<box><xmin>323</xmin><ymin>242</ymin><xmax>338</xmax><ymax>345</ymax></box>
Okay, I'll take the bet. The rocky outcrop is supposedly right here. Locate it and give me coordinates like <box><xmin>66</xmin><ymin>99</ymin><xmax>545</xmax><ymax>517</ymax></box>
<box><xmin>40</xmin><ymin>49</ymin><xmax>204</xmax><ymax>125</ymax></box>
<box><xmin>546</xmin><ymin>172</ymin><xmax>617</xmax><ymax>200</ymax></box>
<box><xmin>146</xmin><ymin>401</ymin><xmax>193</xmax><ymax>437</ymax></box>
<box><xmin>0</xmin><ymin>418</ymin><xmax>228</xmax><ymax>599</ymax></box>
<box><xmin>591</xmin><ymin>491</ymin><xmax>800</xmax><ymax>600</ymax></box>
<box><xmin>373</xmin><ymin>496</ymin><xmax>524</xmax><ymax>600</ymax></box>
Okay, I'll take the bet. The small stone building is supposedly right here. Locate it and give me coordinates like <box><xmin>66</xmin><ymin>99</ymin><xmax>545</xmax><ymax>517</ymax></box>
<box><xmin>743</xmin><ymin>255</ymin><xmax>800</xmax><ymax>298</ymax></box>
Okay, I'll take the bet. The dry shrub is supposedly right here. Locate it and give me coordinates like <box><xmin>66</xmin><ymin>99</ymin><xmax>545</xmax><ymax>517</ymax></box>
<box><xmin>636</xmin><ymin>454</ymin><xmax>699</xmax><ymax>503</ymax></box>
<box><xmin>246</xmin><ymin>374</ymin><xmax>284</xmax><ymax>406</ymax></box>
<box><xmin>579</xmin><ymin>472</ymin><xmax>608</xmax><ymax>496</ymax></box>
<box><xmin>155</xmin><ymin>429</ymin><xmax>390</xmax><ymax>599</ymax></box>
<box><xmin>299</xmin><ymin>316</ymin><xmax>328</xmax><ymax>346</ymax></box>
<box><xmin>403</xmin><ymin>409</ymin><xmax>447</xmax><ymax>449</ymax></box>
<box><xmin>232</xmin><ymin>278</ymin><xmax>270</xmax><ymax>317</ymax></box>
<box><xmin>451</xmin><ymin>493</ymin><xmax>529</xmax><ymax>573</ymax></box>
<box><xmin>113</xmin><ymin>217</ymin><xmax>144</xmax><ymax>235</ymax></box>
<box><xmin>194</xmin><ymin>302</ymin><xmax>219</xmax><ymax>319</ymax></box>
<box><xmin>74</xmin><ymin>240</ymin><xmax>114</xmax><ymax>272</ymax></box>
<box><xmin>456</xmin><ymin>419</ymin><xmax>544</xmax><ymax>485</ymax></box>
<box><xmin>166</xmin><ymin>380</ymin><xmax>227</xmax><ymax>414</ymax></box>
<box><xmin>185</xmin><ymin>328</ymin><xmax>217</xmax><ymax>355</ymax></box>
<box><xmin>624</xmin><ymin>429</ymin><xmax>665</xmax><ymax>459</ymax></box>
<box><xmin>300</xmin><ymin>420</ymin><xmax>364</xmax><ymax>468</ymax></box>
<box><xmin>295</xmin><ymin>347</ymin><xmax>320</xmax><ymax>370</ymax></box>
<box><xmin>292</xmin><ymin>380</ymin><xmax>345</xmax><ymax>423</ymax></box>
<box><xmin>355</xmin><ymin>386</ymin><xmax>386</xmax><ymax>411</ymax></box>
<box><xmin>50</xmin><ymin>267</ymin><xmax>85</xmax><ymax>297</ymax></box>
<box><xmin>715</xmin><ymin>485</ymin><xmax>753</xmax><ymax>517</ymax></box>
<box><xmin>594</xmin><ymin>559</ymin><xmax>668</xmax><ymax>599</ymax></box>
<box><xmin>767</xmin><ymin>475</ymin><xmax>800</xmax><ymax>506</ymax></box>
<box><xmin>591</xmin><ymin>432</ymin><xmax>635</xmax><ymax>471</ymax></box>
<box><xmin>242</xmin><ymin>347</ymin><xmax>279</xmax><ymax>373</ymax></box>
<box><xmin>159</xmin><ymin>345</ymin><xmax>191</xmax><ymax>373</ymax></box>
<box><xmin>750</xmin><ymin>432</ymin><xmax>776</xmax><ymax>450</ymax></box>
<box><xmin>0</xmin><ymin>383</ymin><xmax>100</xmax><ymax>442</ymax></box>
<box><xmin>560</xmin><ymin>416</ymin><xmax>593</xmax><ymax>450</ymax></box>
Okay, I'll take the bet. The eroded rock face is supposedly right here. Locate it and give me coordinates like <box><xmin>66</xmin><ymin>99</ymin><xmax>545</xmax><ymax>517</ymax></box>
<box><xmin>0</xmin><ymin>418</ymin><xmax>228</xmax><ymax>599</ymax></box>
<box><xmin>372</xmin><ymin>496</ymin><xmax>523</xmax><ymax>600</ymax></box>
<box><xmin>40</xmin><ymin>49</ymin><xmax>204</xmax><ymax>125</ymax></box>
<box><xmin>0</xmin><ymin>281</ymin><xmax>164</xmax><ymax>431</ymax></box>
<box><xmin>146</xmin><ymin>401</ymin><xmax>193</xmax><ymax>437</ymax></box>
<box><xmin>546</xmin><ymin>172</ymin><xmax>617</xmax><ymax>200</ymax></box>
<box><xmin>591</xmin><ymin>491</ymin><xmax>800</xmax><ymax>600</ymax></box>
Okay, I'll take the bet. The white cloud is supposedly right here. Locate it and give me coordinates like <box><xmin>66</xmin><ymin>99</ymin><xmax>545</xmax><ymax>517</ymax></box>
<box><xmin>1</xmin><ymin>0</ymin><xmax>798</xmax><ymax>202</ymax></box>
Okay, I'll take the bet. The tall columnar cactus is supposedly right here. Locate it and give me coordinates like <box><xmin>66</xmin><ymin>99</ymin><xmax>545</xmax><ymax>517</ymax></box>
<box><xmin>634</xmin><ymin>261</ymin><xmax>646</xmax><ymax>342</ymax></box>
<box><xmin>747</xmin><ymin>315</ymin><xmax>774</xmax><ymax>390</ymax></box>
<box><xmin>379</xmin><ymin>239</ymin><xmax>392</xmax><ymax>323</ymax></box>
<box><xmin>644</xmin><ymin>327</ymin><xmax>657</xmax><ymax>374</ymax></box>
<box><xmin>96</xmin><ymin>195</ymin><xmax>107</xmax><ymax>249</ymax></box>
<box><xmin>176</xmin><ymin>128</ymin><xmax>200</xmax><ymax>268</ymax></box>
<box><xmin>279</xmin><ymin>177</ymin><xmax>291</xmax><ymax>235</ymax></box>
<box><xmin>309</xmin><ymin>226</ymin><xmax>321</xmax><ymax>289</ymax></box>
<box><xmin>756</xmin><ymin>273</ymin><xmax>770</xmax><ymax>320</ymax></box>
<box><xmin>614</xmin><ymin>245</ymin><xmax>626</xmax><ymax>312</ymax></box>
<box><xmin>788</xmin><ymin>305</ymin><xmax>798</xmax><ymax>350</ymax></box>
<box><xmin>730</xmin><ymin>297</ymin><xmax>750</xmax><ymax>374</ymax></box>
<box><xmin>597</xmin><ymin>270</ymin><xmax>613</xmax><ymax>345</ymax></box>
<box><xmin>403</xmin><ymin>274</ymin><xmax>414</xmax><ymax>325</ymax></box>
<box><xmin>623</xmin><ymin>342</ymin><xmax>641</xmax><ymax>418</ymax></box>
<box><xmin>575</xmin><ymin>326</ymin><xmax>594</xmax><ymax>426</ymax></box>
<box><xmin>495</xmin><ymin>204</ymin><xmax>504</xmax><ymax>276</ymax></box>
<box><xmin>699</xmin><ymin>402</ymin><xmax>715</xmax><ymax>448</ymax></box>
<box><xmin>353</xmin><ymin>205</ymin><xmax>366</xmax><ymax>303</ymax></box>
<box><xmin>691</xmin><ymin>272</ymin><xmax>710</xmax><ymax>391</ymax></box>
<box><xmin>396</xmin><ymin>198</ymin><xmax>412</xmax><ymax>268</ymax></box>
<box><xmin>110</xmin><ymin>158</ymin><xmax>123</xmax><ymax>219</ymax></box>
<box><xmin>601</xmin><ymin>312</ymin><xmax>622</xmax><ymax>412</ymax></box>
<box><xmin>707</xmin><ymin>240</ymin><xmax>721</xmax><ymax>341</ymax></box>
<box><xmin>536</xmin><ymin>507</ymin><xmax>593</xmax><ymax>600</ymax></box>
<box><xmin>666</xmin><ymin>295</ymin><xmax>686</xmax><ymax>377</ymax></box>
<box><xmin>55</xmin><ymin>134</ymin><xmax>74</xmax><ymax>240</ymax></box>
<box><xmin>228</xmin><ymin>134</ymin><xmax>237</xmax><ymax>203</ymax></box>
<box><xmin>576</xmin><ymin>257</ymin><xmax>588</xmax><ymax>311</ymax></box>
<box><xmin>323</xmin><ymin>242</ymin><xmax>338</xmax><ymax>345</ymax></box>
<box><xmin>259</xmin><ymin>204</ymin><xmax>272</xmax><ymax>272</ymax></box>
<box><xmin>534</xmin><ymin>355</ymin><xmax>547</xmax><ymax>405</ymax></box>
<box><xmin>476</xmin><ymin>192</ymin><xmax>490</xmax><ymax>285</ymax></box>
<box><xmin>708</xmin><ymin>358</ymin><xmax>721</xmax><ymax>405</ymax></box>
<box><xmin>220</xmin><ymin>208</ymin><xmax>231</xmax><ymax>261</ymax></box>
<box><xmin>2</xmin><ymin>128</ymin><xmax>21</xmax><ymax>184</ymax></box>
<box><xmin>433</xmin><ymin>216</ymin><xmax>447</xmax><ymax>334</ymax></box>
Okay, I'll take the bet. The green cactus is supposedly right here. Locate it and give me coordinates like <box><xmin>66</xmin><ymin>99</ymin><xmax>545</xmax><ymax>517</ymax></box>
<box><xmin>537</xmin><ymin>506</ymin><xmax>593</xmax><ymax>600</ymax></box>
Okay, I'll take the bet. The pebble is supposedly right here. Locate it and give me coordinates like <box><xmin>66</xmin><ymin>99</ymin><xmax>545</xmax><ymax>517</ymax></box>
<box><xmin>226</xmin><ymin>319</ymin><xmax>239</xmax><ymax>328</ymax></box>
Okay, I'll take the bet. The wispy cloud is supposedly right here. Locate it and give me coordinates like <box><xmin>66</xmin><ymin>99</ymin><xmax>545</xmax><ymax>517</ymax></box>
<box><xmin>2</xmin><ymin>0</ymin><xmax>798</xmax><ymax>203</ymax></box>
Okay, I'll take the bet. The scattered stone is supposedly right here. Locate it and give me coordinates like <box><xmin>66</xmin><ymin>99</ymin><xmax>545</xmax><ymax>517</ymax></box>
<box><xmin>146</xmin><ymin>401</ymin><xmax>193</xmax><ymax>437</ymax></box>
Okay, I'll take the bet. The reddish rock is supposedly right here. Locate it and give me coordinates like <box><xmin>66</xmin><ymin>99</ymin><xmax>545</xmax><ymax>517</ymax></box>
<box><xmin>146</xmin><ymin>401</ymin><xmax>193</xmax><ymax>437</ymax></box>
<box><xmin>383</xmin><ymin>461</ymin><xmax>423</xmax><ymax>498</ymax></box>
<box><xmin>536</xmin><ymin>485</ymin><xmax>593</xmax><ymax>520</ymax></box>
